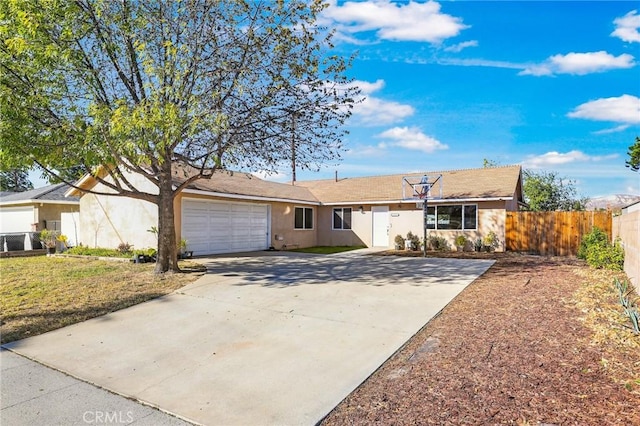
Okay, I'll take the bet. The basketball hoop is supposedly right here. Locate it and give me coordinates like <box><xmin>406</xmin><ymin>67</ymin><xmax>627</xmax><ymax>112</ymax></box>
<box><xmin>402</xmin><ymin>174</ymin><xmax>443</xmax><ymax>201</ymax></box>
<box><xmin>402</xmin><ymin>174</ymin><xmax>443</xmax><ymax>258</ymax></box>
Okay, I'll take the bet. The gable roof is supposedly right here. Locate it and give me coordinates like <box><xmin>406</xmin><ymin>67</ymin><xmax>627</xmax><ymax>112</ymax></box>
<box><xmin>69</xmin><ymin>164</ymin><xmax>523</xmax><ymax>206</ymax></box>
<box><xmin>0</xmin><ymin>183</ymin><xmax>80</xmax><ymax>206</ymax></box>
<box><xmin>176</xmin><ymin>170</ymin><xmax>319</xmax><ymax>204</ymax></box>
<box><xmin>297</xmin><ymin>165</ymin><xmax>523</xmax><ymax>204</ymax></box>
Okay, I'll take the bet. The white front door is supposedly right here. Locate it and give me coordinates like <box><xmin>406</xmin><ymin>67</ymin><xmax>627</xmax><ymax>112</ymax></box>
<box><xmin>372</xmin><ymin>206</ymin><xmax>389</xmax><ymax>247</ymax></box>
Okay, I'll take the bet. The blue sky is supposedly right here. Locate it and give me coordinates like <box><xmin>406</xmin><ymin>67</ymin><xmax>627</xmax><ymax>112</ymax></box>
<box><xmin>288</xmin><ymin>0</ymin><xmax>639</xmax><ymax>198</ymax></box>
<box><xmin>28</xmin><ymin>1</ymin><xmax>640</xmax><ymax>198</ymax></box>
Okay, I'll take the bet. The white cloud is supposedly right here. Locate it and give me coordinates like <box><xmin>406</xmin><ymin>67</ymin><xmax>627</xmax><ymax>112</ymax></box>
<box><xmin>377</xmin><ymin>126</ymin><xmax>448</xmax><ymax>153</ymax></box>
<box><xmin>444</xmin><ymin>40</ymin><xmax>478</xmax><ymax>53</ymax></box>
<box><xmin>592</xmin><ymin>124</ymin><xmax>631</xmax><ymax>135</ymax></box>
<box><xmin>612</xmin><ymin>10</ymin><xmax>640</xmax><ymax>43</ymax></box>
<box><xmin>523</xmin><ymin>150</ymin><xmax>618</xmax><ymax>168</ymax></box>
<box><xmin>520</xmin><ymin>51</ymin><xmax>635</xmax><ymax>76</ymax></box>
<box><xmin>567</xmin><ymin>94</ymin><xmax>640</xmax><ymax>124</ymax></box>
<box><xmin>323</xmin><ymin>0</ymin><xmax>468</xmax><ymax>43</ymax></box>
<box><xmin>349</xmin><ymin>79</ymin><xmax>415</xmax><ymax>125</ymax></box>
<box><xmin>252</xmin><ymin>170</ymin><xmax>290</xmax><ymax>182</ymax></box>
<box><xmin>436</xmin><ymin>57</ymin><xmax>524</xmax><ymax>70</ymax></box>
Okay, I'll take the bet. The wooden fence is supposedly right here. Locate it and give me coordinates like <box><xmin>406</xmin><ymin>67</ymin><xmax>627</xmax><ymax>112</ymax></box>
<box><xmin>505</xmin><ymin>211</ymin><xmax>612</xmax><ymax>256</ymax></box>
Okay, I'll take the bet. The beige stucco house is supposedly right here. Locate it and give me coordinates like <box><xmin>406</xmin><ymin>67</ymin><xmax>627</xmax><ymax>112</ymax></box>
<box><xmin>0</xmin><ymin>183</ymin><xmax>80</xmax><ymax>233</ymax></box>
<box><xmin>0</xmin><ymin>183</ymin><xmax>80</xmax><ymax>250</ymax></box>
<box><xmin>68</xmin><ymin>165</ymin><xmax>524</xmax><ymax>255</ymax></box>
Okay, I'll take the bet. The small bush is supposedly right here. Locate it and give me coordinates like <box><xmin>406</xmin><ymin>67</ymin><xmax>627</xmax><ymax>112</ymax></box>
<box><xmin>578</xmin><ymin>227</ymin><xmax>624</xmax><ymax>270</ymax></box>
<box><xmin>428</xmin><ymin>235</ymin><xmax>450</xmax><ymax>251</ymax></box>
<box><xmin>117</xmin><ymin>242</ymin><xmax>133</xmax><ymax>254</ymax></box>
<box><xmin>406</xmin><ymin>231</ymin><xmax>420</xmax><ymax>250</ymax></box>
<box><xmin>66</xmin><ymin>246</ymin><xmax>125</xmax><ymax>257</ymax></box>
<box><xmin>577</xmin><ymin>226</ymin><xmax>607</xmax><ymax>259</ymax></box>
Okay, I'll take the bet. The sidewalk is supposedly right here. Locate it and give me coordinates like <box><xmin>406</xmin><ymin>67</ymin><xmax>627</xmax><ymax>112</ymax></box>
<box><xmin>1</xmin><ymin>349</ymin><xmax>193</xmax><ymax>426</ymax></box>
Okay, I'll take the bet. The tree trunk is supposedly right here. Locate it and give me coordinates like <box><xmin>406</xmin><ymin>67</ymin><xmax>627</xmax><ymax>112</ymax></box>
<box><xmin>154</xmin><ymin>166</ymin><xmax>179</xmax><ymax>274</ymax></box>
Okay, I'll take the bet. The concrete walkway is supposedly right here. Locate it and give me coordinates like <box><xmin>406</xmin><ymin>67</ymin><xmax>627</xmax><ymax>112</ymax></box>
<box><xmin>1</xmin><ymin>349</ymin><xmax>191</xmax><ymax>425</ymax></box>
<box><xmin>3</xmin><ymin>252</ymin><xmax>493</xmax><ymax>425</ymax></box>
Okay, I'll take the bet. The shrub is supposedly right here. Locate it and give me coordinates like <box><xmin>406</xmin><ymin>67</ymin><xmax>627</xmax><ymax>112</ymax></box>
<box><xmin>577</xmin><ymin>226</ymin><xmax>608</xmax><ymax>259</ymax></box>
<box><xmin>578</xmin><ymin>227</ymin><xmax>624</xmax><ymax>270</ymax></box>
<box><xmin>483</xmin><ymin>231</ymin><xmax>499</xmax><ymax>250</ymax></box>
<box><xmin>428</xmin><ymin>235</ymin><xmax>450</xmax><ymax>251</ymax></box>
<box><xmin>117</xmin><ymin>242</ymin><xmax>133</xmax><ymax>254</ymax></box>
<box><xmin>406</xmin><ymin>231</ymin><xmax>420</xmax><ymax>250</ymax></box>
<box><xmin>66</xmin><ymin>246</ymin><xmax>124</xmax><ymax>257</ymax></box>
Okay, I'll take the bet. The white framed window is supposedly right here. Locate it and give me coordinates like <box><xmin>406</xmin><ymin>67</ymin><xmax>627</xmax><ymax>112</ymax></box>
<box><xmin>426</xmin><ymin>204</ymin><xmax>477</xmax><ymax>230</ymax></box>
<box><xmin>332</xmin><ymin>207</ymin><xmax>352</xmax><ymax>230</ymax></box>
<box><xmin>294</xmin><ymin>207</ymin><xmax>313</xmax><ymax>230</ymax></box>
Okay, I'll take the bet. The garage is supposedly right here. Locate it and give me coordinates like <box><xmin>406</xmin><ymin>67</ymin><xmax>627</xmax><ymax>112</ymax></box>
<box><xmin>0</xmin><ymin>206</ymin><xmax>35</xmax><ymax>233</ymax></box>
<box><xmin>181</xmin><ymin>198</ymin><xmax>270</xmax><ymax>255</ymax></box>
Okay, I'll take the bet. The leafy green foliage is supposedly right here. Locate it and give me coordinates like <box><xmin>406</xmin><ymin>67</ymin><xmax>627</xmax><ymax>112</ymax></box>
<box><xmin>578</xmin><ymin>227</ymin><xmax>624</xmax><ymax>270</ymax></box>
<box><xmin>66</xmin><ymin>247</ymin><xmax>128</xmax><ymax>258</ymax></box>
<box><xmin>614</xmin><ymin>278</ymin><xmax>640</xmax><ymax>334</ymax></box>
<box><xmin>0</xmin><ymin>0</ymin><xmax>358</xmax><ymax>273</ymax></box>
<box><xmin>523</xmin><ymin>170</ymin><xmax>588</xmax><ymax>211</ymax></box>
<box><xmin>0</xmin><ymin>168</ymin><xmax>33</xmax><ymax>192</ymax></box>
<box><xmin>626</xmin><ymin>136</ymin><xmax>640</xmax><ymax>172</ymax></box>
<box><xmin>483</xmin><ymin>231</ymin><xmax>499</xmax><ymax>250</ymax></box>
<box><xmin>66</xmin><ymin>245</ymin><xmax>156</xmax><ymax>258</ymax></box>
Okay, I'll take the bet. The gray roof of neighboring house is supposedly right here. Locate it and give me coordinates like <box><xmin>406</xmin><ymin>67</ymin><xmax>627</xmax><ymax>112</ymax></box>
<box><xmin>0</xmin><ymin>183</ymin><xmax>79</xmax><ymax>204</ymax></box>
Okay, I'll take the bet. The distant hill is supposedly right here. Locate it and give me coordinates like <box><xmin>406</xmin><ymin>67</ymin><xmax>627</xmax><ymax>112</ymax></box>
<box><xmin>586</xmin><ymin>194</ymin><xmax>640</xmax><ymax>211</ymax></box>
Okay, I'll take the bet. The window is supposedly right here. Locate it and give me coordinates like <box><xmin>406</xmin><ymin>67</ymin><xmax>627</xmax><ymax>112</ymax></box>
<box><xmin>464</xmin><ymin>205</ymin><xmax>477</xmax><ymax>230</ymax></box>
<box><xmin>333</xmin><ymin>208</ymin><xmax>352</xmax><ymax>230</ymax></box>
<box><xmin>294</xmin><ymin>207</ymin><xmax>313</xmax><ymax>229</ymax></box>
<box><xmin>426</xmin><ymin>204</ymin><xmax>477</xmax><ymax>230</ymax></box>
<box><xmin>437</xmin><ymin>205</ymin><xmax>463</xmax><ymax>230</ymax></box>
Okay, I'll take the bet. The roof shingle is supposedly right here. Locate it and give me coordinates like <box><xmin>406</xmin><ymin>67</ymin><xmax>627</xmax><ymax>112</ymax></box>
<box><xmin>0</xmin><ymin>183</ymin><xmax>79</xmax><ymax>204</ymax></box>
<box><xmin>296</xmin><ymin>165</ymin><xmax>523</xmax><ymax>204</ymax></box>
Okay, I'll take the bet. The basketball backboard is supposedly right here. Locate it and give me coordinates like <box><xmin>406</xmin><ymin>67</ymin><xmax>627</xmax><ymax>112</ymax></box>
<box><xmin>402</xmin><ymin>174</ymin><xmax>443</xmax><ymax>202</ymax></box>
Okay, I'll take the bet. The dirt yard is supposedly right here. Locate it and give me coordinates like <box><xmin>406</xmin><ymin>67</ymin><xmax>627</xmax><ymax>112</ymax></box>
<box><xmin>321</xmin><ymin>252</ymin><xmax>640</xmax><ymax>425</ymax></box>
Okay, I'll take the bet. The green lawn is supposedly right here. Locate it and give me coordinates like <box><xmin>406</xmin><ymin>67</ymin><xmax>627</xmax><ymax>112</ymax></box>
<box><xmin>289</xmin><ymin>245</ymin><xmax>367</xmax><ymax>254</ymax></box>
<box><xmin>0</xmin><ymin>256</ymin><xmax>204</xmax><ymax>344</ymax></box>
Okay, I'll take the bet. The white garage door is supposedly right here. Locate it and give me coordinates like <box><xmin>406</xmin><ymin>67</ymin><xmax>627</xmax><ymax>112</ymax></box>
<box><xmin>182</xmin><ymin>199</ymin><xmax>269</xmax><ymax>255</ymax></box>
<box><xmin>0</xmin><ymin>206</ymin><xmax>35</xmax><ymax>233</ymax></box>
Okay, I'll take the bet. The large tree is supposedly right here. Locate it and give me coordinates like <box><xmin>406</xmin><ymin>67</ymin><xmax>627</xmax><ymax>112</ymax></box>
<box><xmin>0</xmin><ymin>0</ymin><xmax>358</xmax><ymax>273</ymax></box>
<box><xmin>523</xmin><ymin>170</ymin><xmax>588</xmax><ymax>211</ymax></box>
<box><xmin>0</xmin><ymin>168</ymin><xmax>33</xmax><ymax>192</ymax></box>
<box><xmin>626</xmin><ymin>136</ymin><xmax>640</xmax><ymax>172</ymax></box>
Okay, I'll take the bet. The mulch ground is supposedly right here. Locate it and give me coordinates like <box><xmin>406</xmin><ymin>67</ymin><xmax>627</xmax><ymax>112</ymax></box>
<box><xmin>321</xmin><ymin>252</ymin><xmax>640</xmax><ymax>425</ymax></box>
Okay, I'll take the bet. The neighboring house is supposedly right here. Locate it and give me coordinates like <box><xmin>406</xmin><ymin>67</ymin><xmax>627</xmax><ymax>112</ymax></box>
<box><xmin>0</xmin><ymin>183</ymin><xmax>81</xmax><ymax>249</ymax></box>
<box><xmin>0</xmin><ymin>183</ymin><xmax>80</xmax><ymax>233</ymax></box>
<box><xmin>67</xmin><ymin>165</ymin><xmax>524</xmax><ymax>255</ymax></box>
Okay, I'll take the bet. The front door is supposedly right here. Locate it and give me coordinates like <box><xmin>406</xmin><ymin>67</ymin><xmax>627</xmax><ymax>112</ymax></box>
<box><xmin>372</xmin><ymin>206</ymin><xmax>389</xmax><ymax>247</ymax></box>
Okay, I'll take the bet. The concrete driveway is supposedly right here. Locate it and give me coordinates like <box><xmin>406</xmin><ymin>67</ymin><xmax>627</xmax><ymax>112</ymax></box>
<box><xmin>4</xmin><ymin>252</ymin><xmax>493</xmax><ymax>425</ymax></box>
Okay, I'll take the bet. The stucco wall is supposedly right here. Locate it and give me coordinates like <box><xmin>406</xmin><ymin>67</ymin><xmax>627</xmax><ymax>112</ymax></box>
<box><xmin>387</xmin><ymin>201</ymin><xmax>507</xmax><ymax>251</ymax></box>
<box><xmin>79</xmin><ymin>193</ymin><xmax>158</xmax><ymax>249</ymax></box>
<box><xmin>316</xmin><ymin>205</ymin><xmax>369</xmax><ymax>247</ymax></box>
<box><xmin>37</xmin><ymin>204</ymin><xmax>80</xmax><ymax>231</ymax></box>
<box><xmin>613</xmin><ymin>203</ymin><xmax>639</xmax><ymax>290</ymax></box>
<box><xmin>270</xmin><ymin>202</ymin><xmax>317</xmax><ymax>249</ymax></box>
<box><xmin>78</xmin><ymin>172</ymin><xmax>159</xmax><ymax>249</ymax></box>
